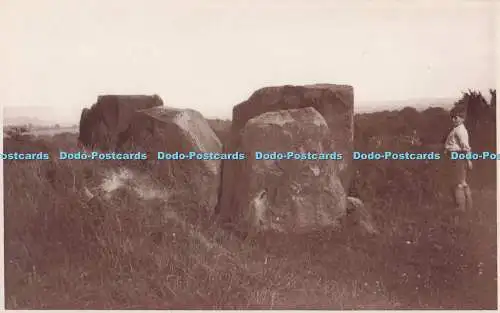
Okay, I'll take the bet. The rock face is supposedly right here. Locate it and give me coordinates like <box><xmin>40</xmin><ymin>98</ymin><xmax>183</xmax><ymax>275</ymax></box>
<box><xmin>78</xmin><ymin>95</ymin><xmax>163</xmax><ymax>150</ymax></box>
<box><xmin>207</xmin><ymin>118</ymin><xmax>232</xmax><ymax>146</ymax></box>
<box><xmin>220</xmin><ymin>107</ymin><xmax>347</xmax><ymax>233</ymax></box>
<box><xmin>118</xmin><ymin>106</ymin><xmax>222</xmax><ymax>213</ymax></box>
<box><xmin>229</xmin><ymin>84</ymin><xmax>354</xmax><ymax>189</ymax></box>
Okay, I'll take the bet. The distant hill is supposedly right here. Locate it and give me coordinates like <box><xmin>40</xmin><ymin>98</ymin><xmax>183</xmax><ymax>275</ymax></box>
<box><xmin>2</xmin><ymin>116</ymin><xmax>54</xmax><ymax>127</ymax></box>
<box><xmin>3</xmin><ymin>106</ymin><xmax>79</xmax><ymax>127</ymax></box>
<box><xmin>3</xmin><ymin>97</ymin><xmax>457</xmax><ymax>126</ymax></box>
<box><xmin>356</xmin><ymin>97</ymin><xmax>456</xmax><ymax>113</ymax></box>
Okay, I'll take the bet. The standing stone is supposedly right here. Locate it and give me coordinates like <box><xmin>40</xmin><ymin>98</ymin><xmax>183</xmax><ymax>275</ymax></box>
<box><xmin>118</xmin><ymin>106</ymin><xmax>222</xmax><ymax>214</ymax></box>
<box><xmin>218</xmin><ymin>84</ymin><xmax>354</xmax><ymax>227</ymax></box>
<box><xmin>227</xmin><ymin>84</ymin><xmax>353</xmax><ymax>191</ymax></box>
<box><xmin>79</xmin><ymin>94</ymin><xmax>163</xmax><ymax>150</ymax></box>
<box><xmin>221</xmin><ymin>107</ymin><xmax>347</xmax><ymax>233</ymax></box>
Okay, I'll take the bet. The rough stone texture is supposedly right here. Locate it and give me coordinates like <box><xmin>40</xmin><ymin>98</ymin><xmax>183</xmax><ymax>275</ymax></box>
<box><xmin>78</xmin><ymin>95</ymin><xmax>163</xmax><ymax>150</ymax></box>
<box><xmin>345</xmin><ymin>196</ymin><xmax>378</xmax><ymax>236</ymax></box>
<box><xmin>118</xmin><ymin>106</ymin><xmax>222</xmax><ymax>213</ymax></box>
<box><xmin>228</xmin><ymin>84</ymin><xmax>354</xmax><ymax>189</ymax></box>
<box><xmin>79</xmin><ymin>108</ymin><xmax>90</xmax><ymax>139</ymax></box>
<box><xmin>206</xmin><ymin>118</ymin><xmax>232</xmax><ymax>146</ymax></box>
<box><xmin>221</xmin><ymin>107</ymin><xmax>347</xmax><ymax>233</ymax></box>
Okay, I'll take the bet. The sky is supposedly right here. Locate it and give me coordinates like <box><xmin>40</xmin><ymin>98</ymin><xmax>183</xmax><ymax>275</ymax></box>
<box><xmin>0</xmin><ymin>0</ymin><xmax>498</xmax><ymax>123</ymax></box>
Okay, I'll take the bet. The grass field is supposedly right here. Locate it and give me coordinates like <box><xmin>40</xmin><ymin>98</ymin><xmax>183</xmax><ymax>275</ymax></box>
<box><xmin>3</xmin><ymin>120</ymin><xmax>497</xmax><ymax>309</ymax></box>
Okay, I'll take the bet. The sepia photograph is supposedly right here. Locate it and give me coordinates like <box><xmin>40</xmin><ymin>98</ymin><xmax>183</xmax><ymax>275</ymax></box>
<box><xmin>1</xmin><ymin>0</ymin><xmax>498</xmax><ymax>310</ymax></box>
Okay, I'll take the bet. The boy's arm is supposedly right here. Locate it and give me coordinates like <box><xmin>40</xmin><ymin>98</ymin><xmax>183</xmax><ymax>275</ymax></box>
<box><xmin>443</xmin><ymin>130</ymin><xmax>453</xmax><ymax>153</ymax></box>
<box><xmin>456</xmin><ymin>127</ymin><xmax>471</xmax><ymax>152</ymax></box>
<box><xmin>456</xmin><ymin>127</ymin><xmax>473</xmax><ymax>169</ymax></box>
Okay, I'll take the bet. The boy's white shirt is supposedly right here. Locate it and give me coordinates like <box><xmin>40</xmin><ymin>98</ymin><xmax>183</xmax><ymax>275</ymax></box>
<box><xmin>444</xmin><ymin>123</ymin><xmax>471</xmax><ymax>152</ymax></box>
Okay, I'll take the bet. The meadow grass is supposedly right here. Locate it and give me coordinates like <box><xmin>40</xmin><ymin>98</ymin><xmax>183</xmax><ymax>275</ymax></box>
<box><xmin>3</xmin><ymin>127</ymin><xmax>496</xmax><ymax>309</ymax></box>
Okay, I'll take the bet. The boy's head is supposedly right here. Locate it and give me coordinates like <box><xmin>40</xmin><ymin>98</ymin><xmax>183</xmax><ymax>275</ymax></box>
<box><xmin>450</xmin><ymin>107</ymin><xmax>466</xmax><ymax>126</ymax></box>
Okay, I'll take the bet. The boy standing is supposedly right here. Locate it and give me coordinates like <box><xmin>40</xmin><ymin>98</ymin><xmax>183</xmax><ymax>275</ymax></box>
<box><xmin>444</xmin><ymin>107</ymin><xmax>473</xmax><ymax>213</ymax></box>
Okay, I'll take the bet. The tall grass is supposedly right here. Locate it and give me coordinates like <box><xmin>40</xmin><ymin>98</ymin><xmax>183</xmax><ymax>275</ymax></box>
<box><xmin>3</xmin><ymin>108</ymin><xmax>497</xmax><ymax>309</ymax></box>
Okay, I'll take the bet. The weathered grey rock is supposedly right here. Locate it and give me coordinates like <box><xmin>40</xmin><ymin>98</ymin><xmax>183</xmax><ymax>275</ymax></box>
<box><xmin>228</xmin><ymin>84</ymin><xmax>354</xmax><ymax>189</ymax></box>
<box><xmin>345</xmin><ymin>196</ymin><xmax>378</xmax><ymax>236</ymax></box>
<box><xmin>221</xmin><ymin>107</ymin><xmax>347</xmax><ymax>233</ymax></box>
<box><xmin>78</xmin><ymin>94</ymin><xmax>163</xmax><ymax>150</ymax></box>
<box><xmin>119</xmin><ymin>106</ymin><xmax>222</xmax><ymax>213</ymax></box>
<box><xmin>207</xmin><ymin>118</ymin><xmax>232</xmax><ymax>146</ymax></box>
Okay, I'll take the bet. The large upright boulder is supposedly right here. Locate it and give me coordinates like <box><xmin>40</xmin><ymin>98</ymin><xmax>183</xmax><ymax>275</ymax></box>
<box><xmin>118</xmin><ymin>106</ymin><xmax>222</xmax><ymax>214</ymax></box>
<box><xmin>79</xmin><ymin>94</ymin><xmax>163</xmax><ymax>150</ymax></box>
<box><xmin>218</xmin><ymin>84</ymin><xmax>354</xmax><ymax>227</ymax></box>
<box><xmin>229</xmin><ymin>84</ymin><xmax>354</xmax><ymax>189</ymax></box>
<box><xmin>221</xmin><ymin>107</ymin><xmax>347</xmax><ymax>233</ymax></box>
